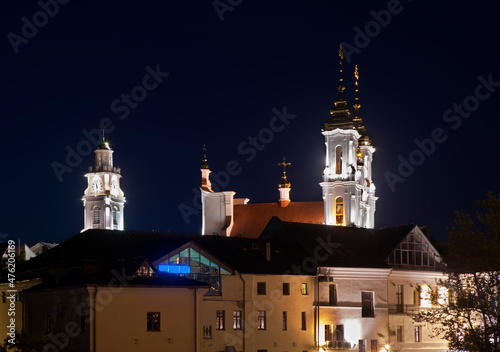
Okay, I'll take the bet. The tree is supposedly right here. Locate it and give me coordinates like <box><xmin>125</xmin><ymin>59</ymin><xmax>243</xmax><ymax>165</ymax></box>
<box><xmin>413</xmin><ymin>192</ymin><xmax>500</xmax><ymax>352</ymax></box>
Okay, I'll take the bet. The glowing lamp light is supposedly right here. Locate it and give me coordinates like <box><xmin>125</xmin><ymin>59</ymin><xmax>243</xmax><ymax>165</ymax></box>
<box><xmin>158</xmin><ymin>264</ymin><xmax>190</xmax><ymax>274</ymax></box>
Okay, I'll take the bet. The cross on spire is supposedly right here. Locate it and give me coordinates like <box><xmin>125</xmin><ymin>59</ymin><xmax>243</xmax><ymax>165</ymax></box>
<box><xmin>201</xmin><ymin>144</ymin><xmax>209</xmax><ymax>169</ymax></box>
<box><xmin>100</xmin><ymin>126</ymin><xmax>107</xmax><ymax>143</ymax></box>
<box><xmin>277</xmin><ymin>157</ymin><xmax>291</xmax><ymax>178</ymax></box>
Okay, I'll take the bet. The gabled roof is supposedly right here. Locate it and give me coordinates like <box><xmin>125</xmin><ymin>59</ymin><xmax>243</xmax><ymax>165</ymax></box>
<box><xmin>231</xmin><ymin>201</ymin><xmax>324</xmax><ymax>238</ymax></box>
<box><xmin>260</xmin><ymin>217</ymin><xmax>422</xmax><ymax>268</ymax></box>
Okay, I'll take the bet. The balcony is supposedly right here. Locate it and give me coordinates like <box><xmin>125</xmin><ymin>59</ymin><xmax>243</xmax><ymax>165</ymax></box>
<box><xmin>388</xmin><ymin>303</ymin><xmax>435</xmax><ymax>314</ymax></box>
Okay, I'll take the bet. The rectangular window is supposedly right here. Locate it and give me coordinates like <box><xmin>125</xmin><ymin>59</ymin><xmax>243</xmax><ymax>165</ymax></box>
<box><xmin>413</xmin><ymin>288</ymin><xmax>421</xmax><ymax>306</ymax></box>
<box><xmin>46</xmin><ymin>315</ymin><xmax>52</xmax><ymax>333</ymax></box>
<box><xmin>283</xmin><ymin>282</ymin><xmax>290</xmax><ymax>295</ymax></box>
<box><xmin>282</xmin><ymin>311</ymin><xmax>287</xmax><ymax>331</ymax></box>
<box><xmin>203</xmin><ymin>325</ymin><xmax>212</xmax><ymax>339</ymax></box>
<box><xmin>370</xmin><ymin>339</ymin><xmax>378</xmax><ymax>352</ymax></box>
<box><xmin>257</xmin><ymin>282</ymin><xmax>266</xmax><ymax>295</ymax></box>
<box><xmin>325</xmin><ymin>324</ymin><xmax>332</xmax><ymax>341</ymax></box>
<box><xmin>329</xmin><ymin>284</ymin><xmax>337</xmax><ymax>305</ymax></box>
<box><xmin>216</xmin><ymin>310</ymin><xmax>225</xmax><ymax>330</ymax></box>
<box><xmin>396</xmin><ymin>284</ymin><xmax>404</xmax><ymax>312</ymax></box>
<box><xmin>258</xmin><ymin>310</ymin><xmax>266</xmax><ymax>330</ymax></box>
<box><xmin>301</xmin><ymin>283</ymin><xmax>308</xmax><ymax>295</ymax></box>
<box><xmin>361</xmin><ymin>292</ymin><xmax>374</xmax><ymax>317</ymax></box>
<box><xmin>80</xmin><ymin>314</ymin><xmax>86</xmax><ymax>333</ymax></box>
<box><xmin>233</xmin><ymin>310</ymin><xmax>241</xmax><ymax>330</ymax></box>
<box><xmin>414</xmin><ymin>326</ymin><xmax>422</xmax><ymax>342</ymax></box>
<box><xmin>396</xmin><ymin>325</ymin><xmax>403</xmax><ymax>342</ymax></box>
<box><xmin>301</xmin><ymin>311</ymin><xmax>306</xmax><ymax>330</ymax></box>
<box><xmin>359</xmin><ymin>339</ymin><xmax>366</xmax><ymax>352</ymax></box>
<box><xmin>257</xmin><ymin>350</ymin><xmax>268</xmax><ymax>352</ymax></box>
<box><xmin>335</xmin><ymin>324</ymin><xmax>344</xmax><ymax>341</ymax></box>
<box><xmin>147</xmin><ymin>312</ymin><xmax>160</xmax><ymax>331</ymax></box>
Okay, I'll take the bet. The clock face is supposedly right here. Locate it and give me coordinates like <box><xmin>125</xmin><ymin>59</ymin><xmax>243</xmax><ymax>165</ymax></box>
<box><xmin>111</xmin><ymin>180</ymin><xmax>118</xmax><ymax>194</ymax></box>
<box><xmin>91</xmin><ymin>179</ymin><xmax>103</xmax><ymax>193</ymax></box>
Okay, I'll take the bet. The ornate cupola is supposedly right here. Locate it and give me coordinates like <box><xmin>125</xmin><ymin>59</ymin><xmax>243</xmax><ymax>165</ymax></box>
<box><xmin>277</xmin><ymin>157</ymin><xmax>291</xmax><ymax>207</ymax></box>
<box><xmin>82</xmin><ymin>132</ymin><xmax>125</xmax><ymax>231</ymax></box>
<box><xmin>320</xmin><ymin>45</ymin><xmax>377</xmax><ymax>228</ymax></box>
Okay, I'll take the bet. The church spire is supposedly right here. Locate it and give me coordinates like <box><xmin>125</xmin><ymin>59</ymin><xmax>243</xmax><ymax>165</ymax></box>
<box><xmin>351</xmin><ymin>65</ymin><xmax>371</xmax><ymax>146</ymax></box>
<box><xmin>324</xmin><ymin>44</ymin><xmax>353</xmax><ymax>131</ymax></box>
<box><xmin>201</xmin><ymin>144</ymin><xmax>212</xmax><ymax>191</ymax></box>
<box><xmin>201</xmin><ymin>144</ymin><xmax>209</xmax><ymax>169</ymax></box>
<box><xmin>337</xmin><ymin>44</ymin><xmax>346</xmax><ymax>100</ymax></box>
<box><xmin>277</xmin><ymin>157</ymin><xmax>291</xmax><ymax>207</ymax></box>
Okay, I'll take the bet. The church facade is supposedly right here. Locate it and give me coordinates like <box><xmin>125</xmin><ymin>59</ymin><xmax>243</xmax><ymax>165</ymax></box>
<box><xmin>0</xmin><ymin>48</ymin><xmax>450</xmax><ymax>352</ymax></box>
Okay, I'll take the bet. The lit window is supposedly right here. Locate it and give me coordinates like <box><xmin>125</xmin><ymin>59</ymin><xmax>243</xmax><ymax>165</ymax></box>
<box><xmin>301</xmin><ymin>283</ymin><xmax>308</xmax><ymax>295</ymax></box>
<box><xmin>258</xmin><ymin>310</ymin><xmax>266</xmax><ymax>330</ymax></box>
<box><xmin>329</xmin><ymin>284</ymin><xmax>337</xmax><ymax>305</ymax></box>
<box><xmin>335</xmin><ymin>145</ymin><xmax>342</xmax><ymax>174</ymax></box>
<box><xmin>325</xmin><ymin>324</ymin><xmax>332</xmax><ymax>341</ymax></box>
<box><xmin>420</xmin><ymin>285</ymin><xmax>432</xmax><ymax>308</ymax></box>
<box><xmin>283</xmin><ymin>282</ymin><xmax>290</xmax><ymax>295</ymax></box>
<box><xmin>233</xmin><ymin>311</ymin><xmax>241</xmax><ymax>330</ymax></box>
<box><xmin>257</xmin><ymin>282</ymin><xmax>266</xmax><ymax>295</ymax></box>
<box><xmin>282</xmin><ymin>311</ymin><xmax>287</xmax><ymax>331</ymax></box>
<box><xmin>335</xmin><ymin>197</ymin><xmax>344</xmax><ymax>225</ymax></box>
<box><xmin>414</xmin><ymin>326</ymin><xmax>422</xmax><ymax>342</ymax></box>
<box><xmin>147</xmin><ymin>312</ymin><xmax>160</xmax><ymax>331</ymax></box>
<box><xmin>216</xmin><ymin>310</ymin><xmax>225</xmax><ymax>330</ymax></box>
<box><xmin>301</xmin><ymin>312</ymin><xmax>306</xmax><ymax>330</ymax></box>
<box><xmin>362</xmin><ymin>291</ymin><xmax>374</xmax><ymax>318</ymax></box>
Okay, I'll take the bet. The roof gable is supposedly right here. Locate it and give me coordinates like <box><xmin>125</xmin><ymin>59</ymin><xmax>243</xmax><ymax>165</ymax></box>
<box><xmin>385</xmin><ymin>226</ymin><xmax>442</xmax><ymax>270</ymax></box>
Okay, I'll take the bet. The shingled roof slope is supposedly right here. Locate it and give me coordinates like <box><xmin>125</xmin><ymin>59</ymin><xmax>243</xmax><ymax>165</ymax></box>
<box><xmin>231</xmin><ymin>201</ymin><xmax>324</xmax><ymax>238</ymax></box>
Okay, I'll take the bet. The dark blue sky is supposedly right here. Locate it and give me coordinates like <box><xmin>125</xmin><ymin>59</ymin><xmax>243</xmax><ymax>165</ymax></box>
<box><xmin>1</xmin><ymin>0</ymin><xmax>499</xmax><ymax>245</ymax></box>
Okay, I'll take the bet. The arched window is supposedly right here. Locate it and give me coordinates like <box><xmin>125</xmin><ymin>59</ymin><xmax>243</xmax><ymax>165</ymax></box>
<box><xmin>112</xmin><ymin>206</ymin><xmax>118</xmax><ymax>229</ymax></box>
<box><xmin>93</xmin><ymin>206</ymin><xmax>101</xmax><ymax>228</ymax></box>
<box><xmin>335</xmin><ymin>146</ymin><xmax>342</xmax><ymax>174</ymax></box>
<box><xmin>104</xmin><ymin>155</ymin><xmax>107</xmax><ymax>166</ymax></box>
<box><xmin>98</xmin><ymin>155</ymin><xmax>102</xmax><ymax>167</ymax></box>
<box><xmin>335</xmin><ymin>197</ymin><xmax>344</xmax><ymax>225</ymax></box>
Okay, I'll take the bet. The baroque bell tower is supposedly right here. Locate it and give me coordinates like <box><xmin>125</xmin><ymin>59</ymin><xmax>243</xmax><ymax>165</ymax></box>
<box><xmin>320</xmin><ymin>45</ymin><xmax>377</xmax><ymax>228</ymax></box>
<box><xmin>82</xmin><ymin>134</ymin><xmax>125</xmax><ymax>231</ymax></box>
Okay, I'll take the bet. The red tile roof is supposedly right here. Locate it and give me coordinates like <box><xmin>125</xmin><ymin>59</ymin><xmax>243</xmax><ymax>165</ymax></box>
<box><xmin>231</xmin><ymin>201</ymin><xmax>324</xmax><ymax>238</ymax></box>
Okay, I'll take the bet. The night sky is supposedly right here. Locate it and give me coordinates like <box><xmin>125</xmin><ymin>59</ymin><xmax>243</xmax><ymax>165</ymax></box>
<box><xmin>1</xmin><ymin>0</ymin><xmax>500</xmax><ymax>246</ymax></box>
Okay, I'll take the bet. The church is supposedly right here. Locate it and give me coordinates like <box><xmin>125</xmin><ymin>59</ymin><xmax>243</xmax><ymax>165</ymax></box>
<box><xmin>0</xmin><ymin>48</ymin><xmax>449</xmax><ymax>352</ymax></box>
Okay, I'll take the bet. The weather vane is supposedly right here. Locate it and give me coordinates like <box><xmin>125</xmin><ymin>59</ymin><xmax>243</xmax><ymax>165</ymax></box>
<box><xmin>339</xmin><ymin>43</ymin><xmax>344</xmax><ymax>61</ymax></box>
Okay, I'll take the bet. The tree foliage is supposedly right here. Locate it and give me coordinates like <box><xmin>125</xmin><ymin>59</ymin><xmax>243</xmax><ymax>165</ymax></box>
<box><xmin>413</xmin><ymin>192</ymin><xmax>500</xmax><ymax>352</ymax></box>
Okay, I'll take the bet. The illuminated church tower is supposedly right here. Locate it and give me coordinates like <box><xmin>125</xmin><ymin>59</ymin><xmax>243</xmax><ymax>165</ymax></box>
<box><xmin>320</xmin><ymin>45</ymin><xmax>377</xmax><ymax>228</ymax></box>
<box><xmin>82</xmin><ymin>135</ymin><xmax>125</xmax><ymax>231</ymax></box>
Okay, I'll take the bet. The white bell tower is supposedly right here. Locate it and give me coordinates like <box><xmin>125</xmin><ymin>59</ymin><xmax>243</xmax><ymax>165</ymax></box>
<box><xmin>82</xmin><ymin>135</ymin><xmax>125</xmax><ymax>231</ymax></box>
<box><xmin>320</xmin><ymin>45</ymin><xmax>377</xmax><ymax>228</ymax></box>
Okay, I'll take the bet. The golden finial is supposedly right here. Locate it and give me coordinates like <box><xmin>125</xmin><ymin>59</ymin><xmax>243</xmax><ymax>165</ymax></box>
<box><xmin>354</xmin><ymin>65</ymin><xmax>360</xmax><ymax>114</ymax></box>
<box><xmin>277</xmin><ymin>157</ymin><xmax>291</xmax><ymax>188</ymax></box>
<box><xmin>201</xmin><ymin>144</ymin><xmax>209</xmax><ymax>169</ymax></box>
<box><xmin>337</xmin><ymin>44</ymin><xmax>345</xmax><ymax>98</ymax></box>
